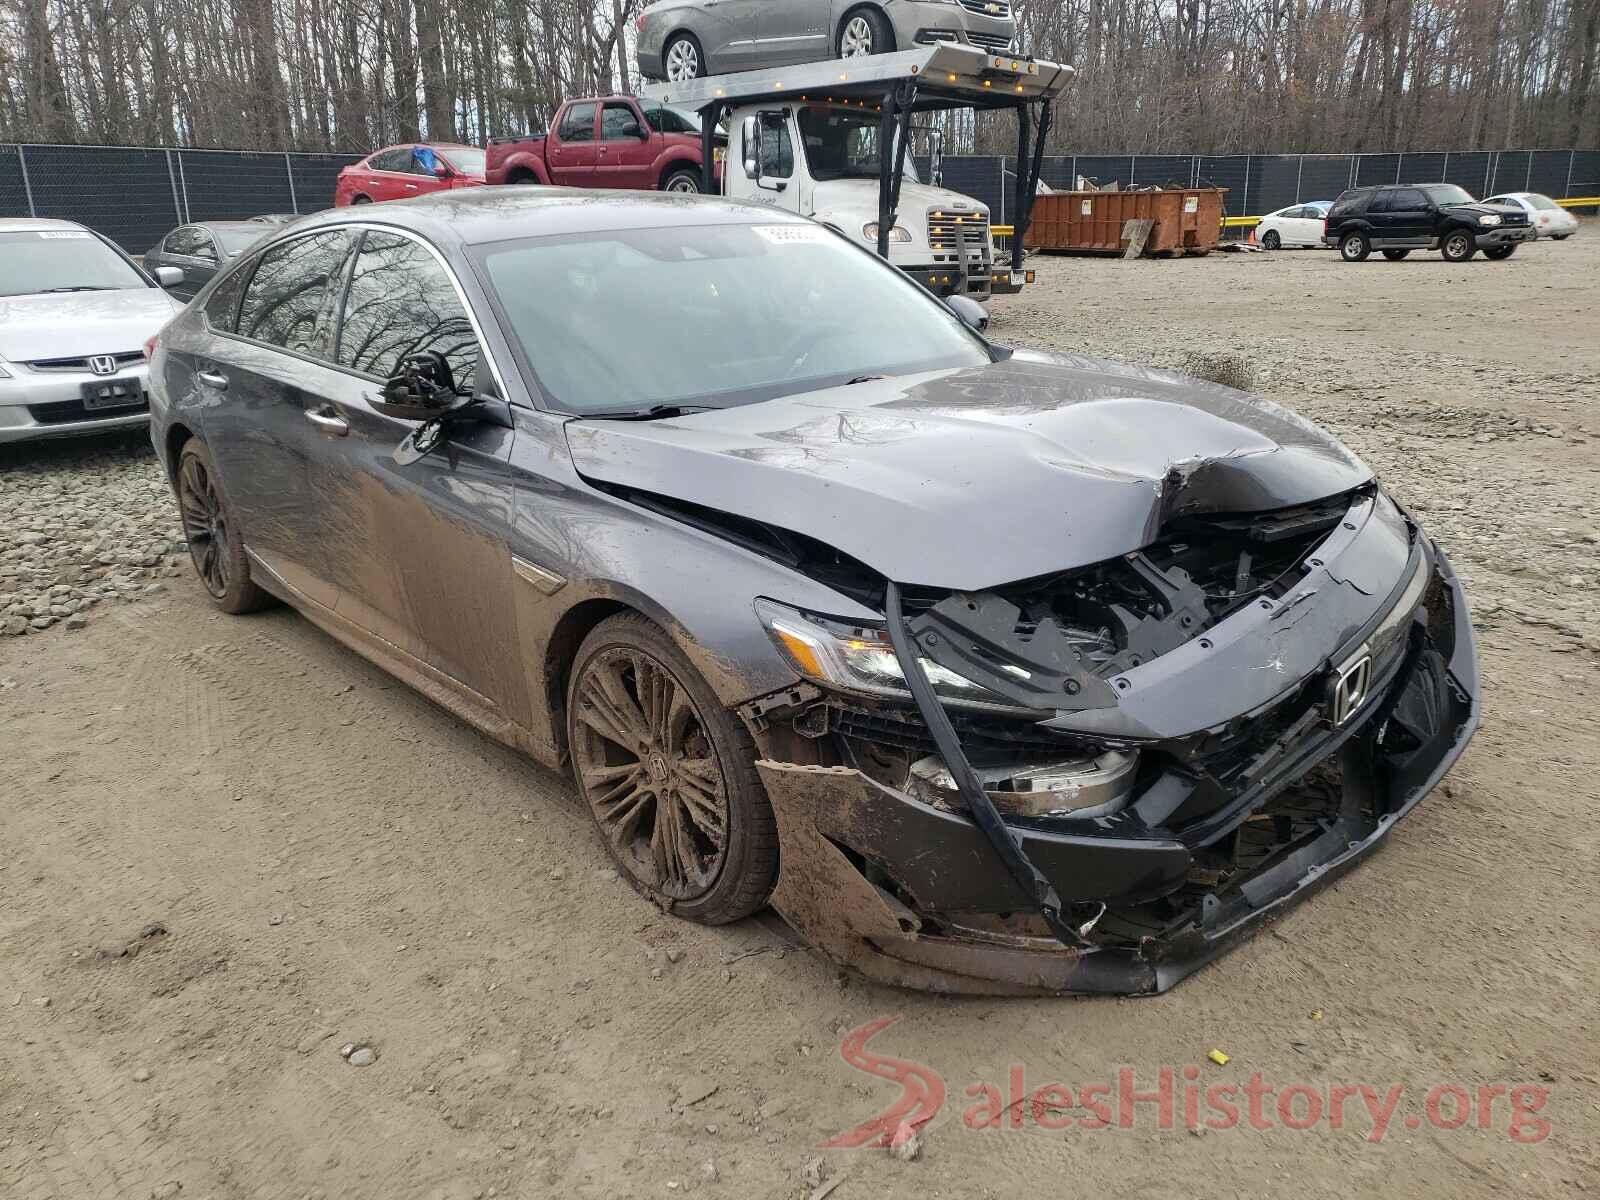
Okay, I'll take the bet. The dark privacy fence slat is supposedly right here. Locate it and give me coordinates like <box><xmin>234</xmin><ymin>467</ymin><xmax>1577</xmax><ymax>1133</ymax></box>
<box><xmin>1</xmin><ymin>144</ymin><xmax>362</xmax><ymax>251</ymax></box>
<box><xmin>1</xmin><ymin>145</ymin><xmax>1593</xmax><ymax>251</ymax></box>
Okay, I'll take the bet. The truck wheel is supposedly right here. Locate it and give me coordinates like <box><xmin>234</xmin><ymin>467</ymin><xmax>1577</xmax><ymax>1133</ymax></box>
<box><xmin>1381</xmin><ymin>248</ymin><xmax>1411</xmax><ymax>260</ymax></box>
<box><xmin>567</xmin><ymin>613</ymin><xmax>777</xmax><ymax>926</ymax></box>
<box><xmin>663</xmin><ymin>33</ymin><xmax>705</xmax><ymax>81</ymax></box>
<box><xmin>663</xmin><ymin>168</ymin><xmax>701</xmax><ymax>194</ymax></box>
<box><xmin>838</xmin><ymin>8</ymin><xmax>893</xmax><ymax>58</ymax></box>
<box><xmin>508</xmin><ymin>170</ymin><xmax>540</xmax><ymax>186</ymax></box>
<box><xmin>1441</xmin><ymin>229</ymin><xmax>1477</xmax><ymax>261</ymax></box>
<box><xmin>1261</xmin><ymin>229</ymin><xmax>1280</xmax><ymax>250</ymax></box>
<box><xmin>350</xmin><ymin>195</ymin><xmax>371</xmax><ymax>205</ymax></box>
<box><xmin>1482</xmin><ymin>244</ymin><xmax>1517</xmax><ymax>260</ymax></box>
<box><xmin>1339</xmin><ymin>231</ymin><xmax>1370</xmax><ymax>261</ymax></box>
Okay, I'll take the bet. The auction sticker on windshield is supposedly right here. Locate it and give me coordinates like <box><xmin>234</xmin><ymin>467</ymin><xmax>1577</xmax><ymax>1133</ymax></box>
<box><xmin>38</xmin><ymin>231</ymin><xmax>92</xmax><ymax>239</ymax></box>
<box><xmin>751</xmin><ymin>224</ymin><xmax>831</xmax><ymax>244</ymax></box>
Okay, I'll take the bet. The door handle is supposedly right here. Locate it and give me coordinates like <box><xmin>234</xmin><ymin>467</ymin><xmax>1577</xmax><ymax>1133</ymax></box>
<box><xmin>196</xmin><ymin>370</ymin><xmax>228</xmax><ymax>390</ymax></box>
<box><xmin>305</xmin><ymin>407</ymin><xmax>350</xmax><ymax>436</ymax></box>
<box><xmin>405</xmin><ymin>183</ymin><xmax>419</xmax><ymax>190</ymax></box>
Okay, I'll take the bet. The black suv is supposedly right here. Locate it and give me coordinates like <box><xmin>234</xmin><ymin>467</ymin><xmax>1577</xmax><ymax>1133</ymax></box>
<box><xmin>1323</xmin><ymin>183</ymin><xmax>1534</xmax><ymax>262</ymax></box>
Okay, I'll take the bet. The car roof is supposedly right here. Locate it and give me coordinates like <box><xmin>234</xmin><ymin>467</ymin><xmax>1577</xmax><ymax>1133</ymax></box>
<box><xmin>277</xmin><ymin>187</ymin><xmax>813</xmax><ymax>248</ymax></box>
<box><xmin>0</xmin><ymin>217</ymin><xmax>90</xmax><ymax>234</ymax></box>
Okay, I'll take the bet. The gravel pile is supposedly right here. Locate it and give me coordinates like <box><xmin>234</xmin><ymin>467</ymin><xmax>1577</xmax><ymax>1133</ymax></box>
<box><xmin>1</xmin><ymin>435</ymin><xmax>188</xmax><ymax>636</ymax></box>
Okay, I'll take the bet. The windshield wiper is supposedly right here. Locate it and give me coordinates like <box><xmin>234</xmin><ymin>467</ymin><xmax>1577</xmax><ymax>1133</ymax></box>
<box><xmin>40</xmin><ymin>285</ymin><xmax>114</xmax><ymax>293</ymax></box>
<box><xmin>845</xmin><ymin>375</ymin><xmax>885</xmax><ymax>385</ymax></box>
<box><xmin>579</xmin><ymin>403</ymin><xmax>714</xmax><ymax>421</ymax></box>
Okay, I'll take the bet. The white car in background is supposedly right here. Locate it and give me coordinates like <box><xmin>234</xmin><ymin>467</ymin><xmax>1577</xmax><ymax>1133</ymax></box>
<box><xmin>0</xmin><ymin>218</ymin><xmax>183</xmax><ymax>444</ymax></box>
<box><xmin>1481</xmin><ymin>192</ymin><xmax>1578</xmax><ymax>240</ymax></box>
<box><xmin>1255</xmin><ymin>201</ymin><xmax>1332</xmax><ymax>249</ymax></box>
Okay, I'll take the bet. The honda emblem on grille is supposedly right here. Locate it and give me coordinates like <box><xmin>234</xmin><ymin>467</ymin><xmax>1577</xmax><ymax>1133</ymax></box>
<box><xmin>88</xmin><ymin>355</ymin><xmax>118</xmax><ymax>376</ymax></box>
<box><xmin>1329</xmin><ymin>650</ymin><xmax>1373</xmax><ymax>727</ymax></box>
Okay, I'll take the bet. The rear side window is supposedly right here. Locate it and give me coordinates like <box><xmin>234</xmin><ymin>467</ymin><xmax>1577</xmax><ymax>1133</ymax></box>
<box><xmin>557</xmin><ymin>103</ymin><xmax>597</xmax><ymax>142</ymax></box>
<box><xmin>164</xmin><ymin>226</ymin><xmax>207</xmax><ymax>256</ymax></box>
<box><xmin>335</xmin><ymin>231</ymin><xmax>478</xmax><ymax>390</ymax></box>
<box><xmin>203</xmin><ymin>264</ymin><xmax>251</xmax><ymax>332</ymax></box>
<box><xmin>369</xmin><ymin>147</ymin><xmax>411</xmax><ymax>172</ymax></box>
<box><xmin>236</xmin><ymin>230</ymin><xmax>352</xmax><ymax>355</ymax></box>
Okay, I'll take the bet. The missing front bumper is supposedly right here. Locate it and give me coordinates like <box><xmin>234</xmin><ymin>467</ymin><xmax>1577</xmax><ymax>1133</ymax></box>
<box><xmin>757</xmin><ymin>551</ymin><xmax>1480</xmax><ymax>996</ymax></box>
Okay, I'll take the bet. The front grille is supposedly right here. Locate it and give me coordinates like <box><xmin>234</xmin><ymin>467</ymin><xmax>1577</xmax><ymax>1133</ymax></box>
<box><xmin>26</xmin><ymin>351</ymin><xmax>143</xmax><ymax>373</ymax></box>
<box><xmin>959</xmin><ymin>0</ymin><xmax>1011</xmax><ymax>17</ymax></box>
<box><xmin>967</xmin><ymin>31</ymin><xmax>1014</xmax><ymax>49</ymax></box>
<box><xmin>927</xmin><ymin>209</ymin><xmax>991</xmax><ymax>266</ymax></box>
<box><xmin>834</xmin><ymin>702</ymin><xmax>1077</xmax><ymax>759</ymax></box>
<box><xmin>27</xmin><ymin>396</ymin><xmax>149</xmax><ymax>425</ymax></box>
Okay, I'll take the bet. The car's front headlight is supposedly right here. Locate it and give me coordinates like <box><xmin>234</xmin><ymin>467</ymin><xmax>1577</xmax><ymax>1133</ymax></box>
<box><xmin>1478</xmin><ymin>214</ymin><xmax>1502</xmax><ymax>226</ymax></box>
<box><xmin>862</xmin><ymin>222</ymin><xmax>912</xmax><ymax>243</ymax></box>
<box><xmin>756</xmin><ymin>599</ymin><xmax>1022</xmax><ymax>708</ymax></box>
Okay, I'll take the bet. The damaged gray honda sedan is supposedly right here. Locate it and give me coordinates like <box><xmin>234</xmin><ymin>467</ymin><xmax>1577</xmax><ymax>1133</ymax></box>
<box><xmin>147</xmin><ymin>189</ymin><xmax>1479</xmax><ymax>995</ymax></box>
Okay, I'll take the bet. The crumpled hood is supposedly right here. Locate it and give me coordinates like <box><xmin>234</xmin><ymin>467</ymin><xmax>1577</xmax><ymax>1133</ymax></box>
<box><xmin>0</xmin><ymin>288</ymin><xmax>180</xmax><ymax>363</ymax></box>
<box><xmin>565</xmin><ymin>349</ymin><xmax>1373</xmax><ymax>590</ymax></box>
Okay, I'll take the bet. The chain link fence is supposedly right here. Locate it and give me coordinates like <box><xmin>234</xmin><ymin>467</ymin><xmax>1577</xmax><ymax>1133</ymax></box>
<box><xmin>3</xmin><ymin>144</ymin><xmax>361</xmax><ymax>252</ymax></box>
<box><xmin>3</xmin><ymin>143</ymin><xmax>1596</xmax><ymax>252</ymax></box>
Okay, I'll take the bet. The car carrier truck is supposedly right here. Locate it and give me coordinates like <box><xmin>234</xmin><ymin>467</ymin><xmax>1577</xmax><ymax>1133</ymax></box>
<box><xmin>637</xmin><ymin>43</ymin><xmax>1072</xmax><ymax>300</ymax></box>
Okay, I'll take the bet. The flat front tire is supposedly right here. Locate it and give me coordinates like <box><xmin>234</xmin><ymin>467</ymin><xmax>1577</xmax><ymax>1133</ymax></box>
<box><xmin>175</xmin><ymin>439</ymin><xmax>273</xmax><ymax>615</ymax></box>
<box><xmin>1339</xmin><ymin>231</ymin><xmax>1370</xmax><ymax>261</ymax></box>
<box><xmin>566</xmin><ymin>613</ymin><xmax>777</xmax><ymax>925</ymax></box>
<box><xmin>1441</xmin><ymin>229</ymin><xmax>1477</xmax><ymax>261</ymax></box>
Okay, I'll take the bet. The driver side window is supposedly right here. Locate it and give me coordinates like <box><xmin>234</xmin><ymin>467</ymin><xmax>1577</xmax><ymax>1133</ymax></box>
<box><xmin>757</xmin><ymin>113</ymin><xmax>793</xmax><ymax>179</ymax></box>
<box><xmin>336</xmin><ymin>231</ymin><xmax>478</xmax><ymax>391</ymax></box>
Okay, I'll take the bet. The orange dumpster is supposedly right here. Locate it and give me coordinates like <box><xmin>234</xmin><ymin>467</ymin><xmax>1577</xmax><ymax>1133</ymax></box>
<box><xmin>1025</xmin><ymin>188</ymin><xmax>1227</xmax><ymax>256</ymax></box>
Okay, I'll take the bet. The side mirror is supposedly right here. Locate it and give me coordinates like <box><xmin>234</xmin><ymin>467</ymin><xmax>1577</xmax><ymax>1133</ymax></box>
<box><xmin>946</xmin><ymin>294</ymin><xmax>989</xmax><ymax>333</ymax></box>
<box><xmin>433</xmin><ymin>163</ymin><xmax>452</xmax><ymax>179</ymax></box>
<box><xmin>741</xmin><ymin>116</ymin><xmax>759</xmax><ymax>179</ymax></box>
<box><xmin>623</xmin><ymin>119</ymin><xmax>647</xmax><ymax>139</ymax></box>
<box><xmin>154</xmin><ymin>265</ymin><xmax>184</xmax><ymax>288</ymax></box>
<box><xmin>372</xmin><ymin>350</ymin><xmax>460</xmax><ymax>421</ymax></box>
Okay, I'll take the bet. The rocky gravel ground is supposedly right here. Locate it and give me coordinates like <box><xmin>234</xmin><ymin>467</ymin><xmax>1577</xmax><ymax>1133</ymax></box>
<box><xmin>2</xmin><ymin>223</ymin><xmax>1597</xmax><ymax>1200</ymax></box>
<box><xmin>0</xmin><ymin>434</ymin><xmax>188</xmax><ymax>636</ymax></box>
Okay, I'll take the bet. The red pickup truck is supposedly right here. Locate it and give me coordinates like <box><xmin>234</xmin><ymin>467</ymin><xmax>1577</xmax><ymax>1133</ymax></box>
<box><xmin>486</xmin><ymin>95</ymin><xmax>721</xmax><ymax>192</ymax></box>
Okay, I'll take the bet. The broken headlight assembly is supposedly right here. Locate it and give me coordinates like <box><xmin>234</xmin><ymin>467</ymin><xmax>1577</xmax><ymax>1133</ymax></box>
<box><xmin>756</xmin><ymin>599</ymin><xmax>1029</xmax><ymax>711</ymax></box>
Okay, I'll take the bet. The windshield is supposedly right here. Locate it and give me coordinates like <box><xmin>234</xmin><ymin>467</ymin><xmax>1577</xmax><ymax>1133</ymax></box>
<box><xmin>1422</xmin><ymin>184</ymin><xmax>1475</xmax><ymax>206</ymax></box>
<box><xmin>797</xmin><ymin>107</ymin><xmax>920</xmax><ymax>183</ymax></box>
<box><xmin>441</xmin><ymin>147</ymin><xmax>487</xmax><ymax>176</ymax></box>
<box><xmin>476</xmin><ymin>222</ymin><xmax>988</xmax><ymax>415</ymax></box>
<box><xmin>215</xmin><ymin>226</ymin><xmax>267</xmax><ymax>254</ymax></box>
<box><xmin>0</xmin><ymin>230</ymin><xmax>147</xmax><ymax>297</ymax></box>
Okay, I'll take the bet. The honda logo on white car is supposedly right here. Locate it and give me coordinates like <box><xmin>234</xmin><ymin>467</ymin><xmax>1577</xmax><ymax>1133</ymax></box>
<box><xmin>88</xmin><ymin>355</ymin><xmax>118</xmax><ymax>376</ymax></box>
<box><xmin>1329</xmin><ymin>649</ymin><xmax>1374</xmax><ymax>727</ymax></box>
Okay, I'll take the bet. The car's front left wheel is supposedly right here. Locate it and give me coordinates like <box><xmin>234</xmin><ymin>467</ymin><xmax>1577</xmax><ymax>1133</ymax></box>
<box><xmin>1441</xmin><ymin>229</ymin><xmax>1477</xmax><ymax>261</ymax></box>
<box><xmin>176</xmin><ymin>439</ymin><xmax>273</xmax><ymax>614</ymax></box>
<box><xmin>838</xmin><ymin>7</ymin><xmax>893</xmax><ymax>58</ymax></box>
<box><xmin>567</xmin><ymin>613</ymin><xmax>777</xmax><ymax>925</ymax></box>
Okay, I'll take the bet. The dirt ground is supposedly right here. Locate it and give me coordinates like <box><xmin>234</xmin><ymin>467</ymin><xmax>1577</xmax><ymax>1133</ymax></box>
<box><xmin>3</xmin><ymin>229</ymin><xmax>1598</xmax><ymax>1200</ymax></box>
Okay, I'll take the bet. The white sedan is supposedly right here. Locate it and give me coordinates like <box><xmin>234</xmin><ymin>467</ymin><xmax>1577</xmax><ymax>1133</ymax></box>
<box><xmin>1255</xmin><ymin>201</ymin><xmax>1332</xmax><ymax>249</ymax></box>
<box><xmin>1481</xmin><ymin>193</ymin><xmax>1578</xmax><ymax>240</ymax></box>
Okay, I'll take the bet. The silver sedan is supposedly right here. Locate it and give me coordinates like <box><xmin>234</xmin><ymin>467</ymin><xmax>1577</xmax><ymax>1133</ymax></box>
<box><xmin>636</xmin><ymin>0</ymin><xmax>1017</xmax><ymax>82</ymax></box>
<box><xmin>0</xmin><ymin>219</ymin><xmax>182</xmax><ymax>444</ymax></box>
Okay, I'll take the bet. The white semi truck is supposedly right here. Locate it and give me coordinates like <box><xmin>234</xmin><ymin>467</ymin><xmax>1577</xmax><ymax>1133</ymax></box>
<box><xmin>637</xmin><ymin>43</ymin><xmax>1072</xmax><ymax>300</ymax></box>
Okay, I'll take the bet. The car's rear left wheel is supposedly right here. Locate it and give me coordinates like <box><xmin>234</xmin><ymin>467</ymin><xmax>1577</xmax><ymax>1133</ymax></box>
<box><xmin>663</xmin><ymin>168</ymin><xmax>701</xmax><ymax>194</ymax></box>
<box><xmin>567</xmin><ymin>613</ymin><xmax>776</xmax><ymax>925</ymax></box>
<box><xmin>176</xmin><ymin>439</ymin><xmax>273</xmax><ymax>615</ymax></box>
<box><xmin>664</xmin><ymin>33</ymin><xmax>705</xmax><ymax>81</ymax></box>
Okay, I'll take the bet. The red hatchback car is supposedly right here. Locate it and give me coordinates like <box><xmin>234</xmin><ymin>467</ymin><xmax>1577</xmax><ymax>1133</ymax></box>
<box><xmin>334</xmin><ymin>144</ymin><xmax>486</xmax><ymax>206</ymax></box>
